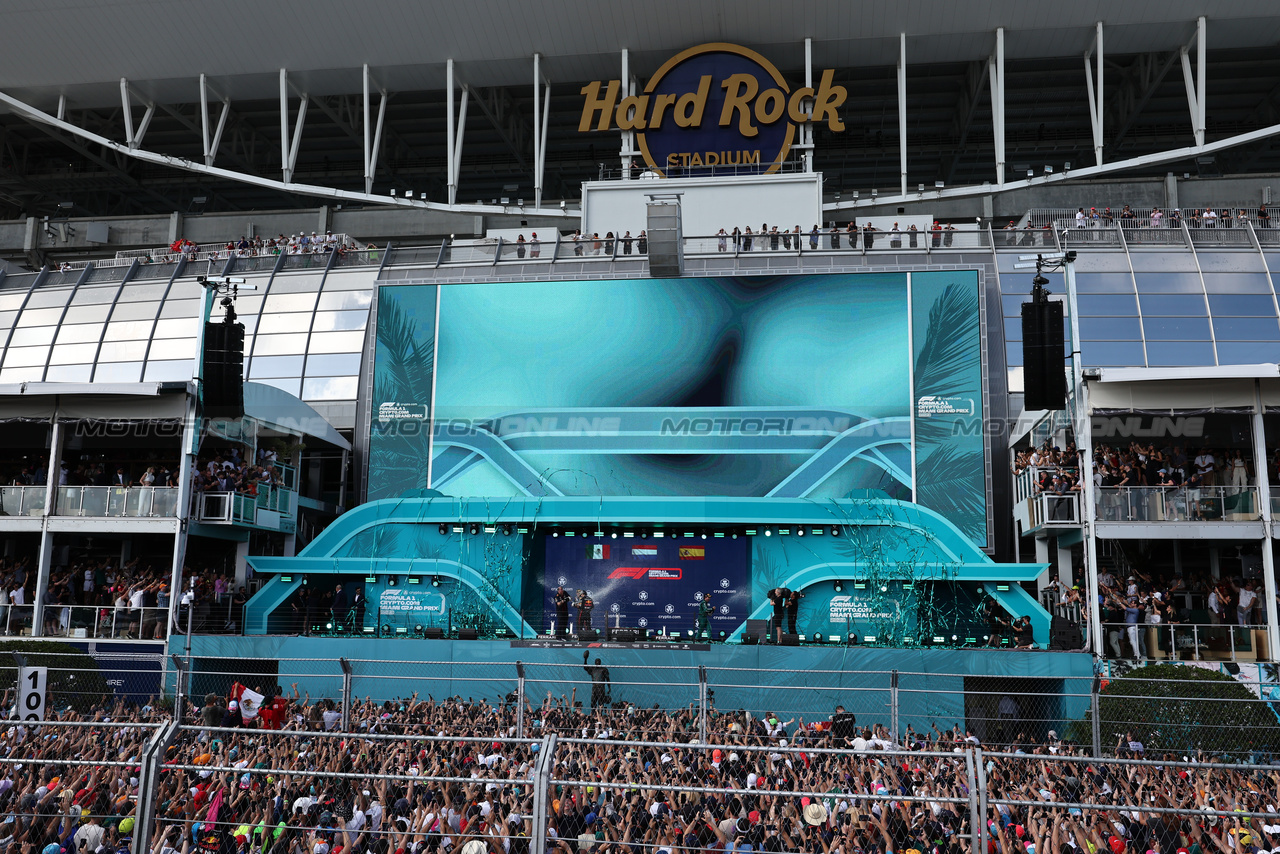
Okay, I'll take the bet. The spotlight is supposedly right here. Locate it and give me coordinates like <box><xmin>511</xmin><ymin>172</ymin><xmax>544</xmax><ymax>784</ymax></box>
<box><xmin>1044</xmin><ymin>165</ymin><xmax>1053</xmax><ymax>174</ymax></box>
<box><xmin>552</xmin><ymin>530</ymin><xmax>560</xmax><ymax>538</ymax></box>
<box><xmin>834</xmin><ymin>580</ymin><xmax>843</xmax><ymax>593</ymax></box>
<box><xmin>831</xmin><ymin>526</ymin><xmax>840</xmax><ymax>536</ymax></box>
<box><xmin>686</xmin><ymin>630</ymin><xmax>695</xmax><ymax>638</ymax></box>
<box><xmin>880</xmin><ymin>585</ymin><xmax>888</xmax><ymax>593</ymax></box>
<box><xmin>381</xmin><ymin>624</ymin><xmax>392</xmax><ymax>635</ymax></box>
<box><xmin>1026</xmin><ymin>169</ymin><xmax>1034</xmax><ymax>178</ymax></box>
<box><xmin>764</xmin><ymin>527</ymin><xmax>772</xmax><ymax>537</ymax></box>
<box><xmin>501</xmin><ymin>525</ymin><xmax>513</xmax><ymax>536</ymax></box>
<box><xmin>326</xmin><ymin>622</ymin><xmax>334</xmax><ymax>630</ymax></box>
<box><xmin>432</xmin><ymin>575</ymin><xmax>440</xmax><ymax>587</ymax></box>
<box><xmin>700</xmin><ymin>529</ymin><xmax>707</xmax><ymax>540</ymax></box>
<box><xmin>639</xmin><ymin>528</ymin><xmax>650</xmax><ymax>539</ymax></box>
<box><xmin>951</xmin><ymin>634</ymin><xmax>959</xmax><ymax>642</ymax></box>
<box><xmin>917</xmin><ymin>183</ymin><xmax>925</xmax><ymax>193</ymax></box>
<box><xmin>469</xmin><ymin>523</ymin><xmax>480</xmax><ymax>535</ymax></box>
<box><xmin>934</xmin><ymin>180</ymin><xmax>945</xmax><ymax>189</ymax></box>
<box><xmin>813</xmin><ymin>632</ymin><xmax>824</xmax><ymax>644</ymax></box>
<box><xmin>611</xmin><ymin>531</ymin><xmax>618</xmax><ymax>539</ymax></box>
<box><xmin>870</xmin><ymin>189</ymin><xmax>878</xmax><ymax>198</ymax></box>
<box><xmin>847</xmin><ymin>633</ymin><xmax>858</xmax><ymax>644</ymax></box>
<box><xmin>390</xmin><ymin>189</ymin><xmax>397</xmax><ymax>197</ymax></box>
<box><xmin>718</xmin><ymin>630</ymin><xmax>726</xmax><ymax>640</ymax></box>
<box><xmin>731</xmin><ymin>530</ymin><xmax>738</xmax><ymax>539</ymax></box>
<box><xmin>438</xmin><ymin>523</ymin><xmax>448</xmax><ymax>536</ymax></box>
<box><xmin>387</xmin><ymin>576</ymin><xmax>398</xmax><ymax>587</ymax></box>
<box><xmin>415</xmin><ymin>624</ymin><xmax>425</xmax><ymax>635</ymax></box>
<box><xmin>796</xmin><ymin>527</ymin><xmax>805</xmax><ymax>537</ymax></box>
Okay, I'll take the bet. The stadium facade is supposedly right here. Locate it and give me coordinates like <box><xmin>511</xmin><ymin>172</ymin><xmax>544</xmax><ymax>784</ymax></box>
<box><xmin>2</xmin><ymin>4</ymin><xmax>1280</xmax><ymax>717</ymax></box>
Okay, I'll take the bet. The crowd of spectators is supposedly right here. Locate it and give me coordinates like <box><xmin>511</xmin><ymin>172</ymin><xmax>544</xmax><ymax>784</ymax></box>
<box><xmin>1066</xmin><ymin>203</ymin><xmax>1274</xmax><ymax>230</ymax></box>
<box><xmin>151</xmin><ymin>233</ymin><xmax>365</xmax><ymax>264</ymax></box>
<box><xmin>0</xmin><ymin>552</ymin><xmax>247</xmax><ymax>639</ymax></box>
<box><xmin>2</xmin><ymin>454</ymin><xmax>180</xmax><ymax>489</ymax></box>
<box><xmin>1</xmin><ymin>682</ymin><xmax>1273</xmax><ymax>854</ymax></box>
<box><xmin>192</xmin><ymin>447</ymin><xmax>286</xmax><ymax>498</ymax></box>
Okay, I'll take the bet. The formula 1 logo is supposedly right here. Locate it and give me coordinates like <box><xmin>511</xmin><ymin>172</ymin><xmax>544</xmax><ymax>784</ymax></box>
<box><xmin>607</xmin><ymin>567</ymin><xmax>683</xmax><ymax>580</ymax></box>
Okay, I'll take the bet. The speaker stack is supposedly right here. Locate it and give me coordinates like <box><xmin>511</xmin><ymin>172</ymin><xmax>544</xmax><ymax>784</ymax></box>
<box><xmin>1049</xmin><ymin>615</ymin><xmax>1084</xmax><ymax>650</ymax></box>
<box><xmin>1021</xmin><ymin>285</ymin><xmax>1066</xmax><ymax>411</ymax></box>
<box><xmin>202</xmin><ymin>321</ymin><xmax>246</xmax><ymax>419</ymax></box>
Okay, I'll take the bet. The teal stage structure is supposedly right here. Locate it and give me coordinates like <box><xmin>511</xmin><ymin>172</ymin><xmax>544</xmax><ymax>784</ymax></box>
<box><xmin>247</xmin><ymin>493</ymin><xmax>1052</xmax><ymax>644</ymax></box>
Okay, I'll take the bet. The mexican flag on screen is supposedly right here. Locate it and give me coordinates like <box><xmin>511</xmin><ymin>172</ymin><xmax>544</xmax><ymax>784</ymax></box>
<box><xmin>586</xmin><ymin>544</ymin><xmax>610</xmax><ymax>560</ymax></box>
<box><xmin>229</xmin><ymin>682</ymin><xmax>264</xmax><ymax>721</ymax></box>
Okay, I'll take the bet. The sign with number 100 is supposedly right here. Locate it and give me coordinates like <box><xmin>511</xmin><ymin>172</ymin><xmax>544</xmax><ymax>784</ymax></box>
<box><xmin>18</xmin><ymin>667</ymin><xmax>46</xmax><ymax>721</ymax></box>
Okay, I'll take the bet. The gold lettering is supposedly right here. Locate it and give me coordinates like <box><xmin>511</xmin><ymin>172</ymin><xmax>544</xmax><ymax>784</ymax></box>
<box><xmin>579</xmin><ymin>80</ymin><xmax>621</xmax><ymax>132</ymax></box>
<box><xmin>667</xmin><ymin>153</ymin><xmax>679</xmax><ymax>167</ymax></box>
<box><xmin>705</xmin><ymin>152</ymin><xmax>720</xmax><ymax>166</ymax></box>
<box><xmin>811</xmin><ymin>69</ymin><xmax>847</xmax><ymax>132</ymax></box>
<box><xmin>742</xmin><ymin>150</ymin><xmax>760</xmax><ymax>165</ymax></box>
<box><xmin>690</xmin><ymin>153</ymin><xmax>703</xmax><ymax>167</ymax></box>
<box><xmin>754</xmin><ymin>88</ymin><xmax>785</xmax><ymax>124</ymax></box>
<box><xmin>787</xmin><ymin>87</ymin><xmax>814</xmax><ymax>122</ymax></box>
<box><xmin>674</xmin><ymin>75</ymin><xmax>713</xmax><ymax>127</ymax></box>
<box><xmin>719</xmin><ymin>73</ymin><xmax>760</xmax><ymax>137</ymax></box>
<box><xmin>615</xmin><ymin>95</ymin><xmax>650</xmax><ymax>131</ymax></box>
<box><xmin>650</xmin><ymin>93</ymin><xmax>678</xmax><ymax>129</ymax></box>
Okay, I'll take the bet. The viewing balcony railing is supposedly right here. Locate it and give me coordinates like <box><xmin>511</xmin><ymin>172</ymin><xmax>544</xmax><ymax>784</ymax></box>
<box><xmin>1095</xmin><ymin>485</ymin><xmax>1260</xmax><ymax>522</ymax></box>
<box><xmin>0</xmin><ymin>485</ymin><xmax>45</xmax><ymax>517</ymax></box>
<box><xmin>54</xmin><ymin>485</ymin><xmax>179</xmax><ymax>518</ymax></box>
<box><xmin>28</xmin><ymin>605</ymin><xmax>171</xmax><ymax>640</ymax></box>
<box><xmin>1102</xmin><ymin>621</ymin><xmax>1269</xmax><ymax>662</ymax></box>
<box><xmin>1028</xmin><ymin>492</ymin><xmax>1081</xmax><ymax>527</ymax></box>
<box><xmin>194</xmin><ymin>484</ymin><xmax>293</xmax><ymax>526</ymax></box>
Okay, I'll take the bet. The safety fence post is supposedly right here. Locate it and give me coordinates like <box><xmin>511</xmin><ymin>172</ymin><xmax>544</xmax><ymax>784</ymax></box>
<box><xmin>965</xmin><ymin>748</ymin><xmax>980</xmax><ymax>854</ymax></box>
<box><xmin>516</xmin><ymin>661</ymin><xmax>526</xmax><ymax>738</ymax></box>
<box><xmin>1091</xmin><ymin>674</ymin><xmax>1103</xmax><ymax>758</ymax></box>
<box><xmin>698</xmin><ymin>666</ymin><xmax>708</xmax><ymax>743</ymax></box>
<box><xmin>530</xmin><ymin>733</ymin><xmax>558</xmax><ymax>854</ymax></box>
<box><xmin>134</xmin><ymin>720</ymin><xmax>179</xmax><ymax>854</ymax></box>
<box><xmin>976</xmin><ymin>747</ymin><xmax>989</xmax><ymax>854</ymax></box>
<box><xmin>339</xmin><ymin>657</ymin><xmax>352</xmax><ymax>731</ymax></box>
<box><xmin>169</xmin><ymin>653</ymin><xmax>186</xmax><ymax>720</ymax></box>
<box><xmin>890</xmin><ymin>670</ymin><xmax>900</xmax><ymax>743</ymax></box>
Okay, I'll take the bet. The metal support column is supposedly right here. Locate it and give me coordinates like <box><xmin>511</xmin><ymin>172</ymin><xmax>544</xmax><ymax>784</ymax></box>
<box><xmin>446</xmin><ymin>60</ymin><xmax>468</xmax><ymax>206</ymax></box>
<box><xmin>620</xmin><ymin>49</ymin><xmax>633</xmax><ymax>178</ymax></box>
<box><xmin>167</xmin><ymin>393</ymin><xmax>197</xmax><ymax>640</ymax></box>
<box><xmin>530</xmin><ymin>733</ymin><xmax>558</xmax><ymax>854</ymax></box>
<box><xmin>803</xmin><ymin>38</ymin><xmax>814</xmax><ymax>173</ymax></box>
<box><xmin>1253</xmin><ymin>382</ymin><xmax>1280</xmax><ymax>659</ymax></box>
<box><xmin>516</xmin><ymin>661</ymin><xmax>526</xmax><ymax>738</ymax></box>
<box><xmin>1085</xmin><ymin>22</ymin><xmax>1104</xmax><ymax>167</ymax></box>
<box><xmin>989</xmin><ymin>28</ymin><xmax>1006</xmax><ymax>185</ymax></box>
<box><xmin>698</xmin><ymin>666</ymin><xmax>708</xmax><ymax>742</ymax></box>
<box><xmin>363</xmin><ymin>65</ymin><xmax>388</xmax><ymax>196</ymax></box>
<box><xmin>898</xmin><ymin>33</ymin><xmax>907</xmax><ymax>196</ymax></box>
<box><xmin>32</xmin><ymin>417</ymin><xmax>63</xmax><ymax>638</ymax></box>
<box><xmin>339</xmin><ymin>657</ymin><xmax>352</xmax><ymax>731</ymax></box>
<box><xmin>889</xmin><ymin>670</ymin><xmax>900</xmax><ymax>743</ymax></box>
<box><xmin>533</xmin><ymin>54</ymin><xmax>543</xmax><ymax>208</ymax></box>
<box><xmin>1181</xmin><ymin>18</ymin><xmax>1207</xmax><ymax>147</ymax></box>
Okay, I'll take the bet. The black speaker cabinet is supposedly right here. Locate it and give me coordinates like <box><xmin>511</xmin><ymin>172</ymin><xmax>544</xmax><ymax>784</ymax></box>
<box><xmin>202</xmin><ymin>321</ymin><xmax>246</xmax><ymax>419</ymax></box>
<box><xmin>578</xmin><ymin>629</ymin><xmax>600</xmax><ymax>642</ymax></box>
<box><xmin>779</xmin><ymin>633</ymin><xmax>800</xmax><ymax>647</ymax></box>
<box><xmin>1021</xmin><ymin>299</ymin><xmax>1066</xmax><ymax>411</ymax></box>
<box><xmin>457</xmin><ymin>628</ymin><xmax>479</xmax><ymax>640</ymax></box>
<box><xmin>423</xmin><ymin>627</ymin><xmax>445</xmax><ymax>639</ymax></box>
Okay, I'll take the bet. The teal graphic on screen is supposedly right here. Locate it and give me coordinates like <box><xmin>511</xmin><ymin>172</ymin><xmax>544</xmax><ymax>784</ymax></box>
<box><xmin>369</xmin><ymin>272</ymin><xmax>987</xmax><ymax>546</ymax></box>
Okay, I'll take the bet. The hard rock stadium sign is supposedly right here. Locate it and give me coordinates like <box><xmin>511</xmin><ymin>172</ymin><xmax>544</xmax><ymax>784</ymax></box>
<box><xmin>579</xmin><ymin>43</ymin><xmax>847</xmax><ymax>175</ymax></box>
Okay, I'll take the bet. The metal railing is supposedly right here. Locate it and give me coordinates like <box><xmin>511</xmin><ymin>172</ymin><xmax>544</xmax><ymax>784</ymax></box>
<box><xmin>1101</xmin><ymin>621</ymin><xmax>1267</xmax><ymax>662</ymax></box>
<box><xmin>194</xmin><ymin>483</ymin><xmax>293</xmax><ymax>525</ymax></box>
<box><xmin>1028</xmin><ymin>491</ymin><xmax>1081</xmax><ymax>526</ymax></box>
<box><xmin>54</xmin><ymin>484</ymin><xmax>179</xmax><ymax>517</ymax></box>
<box><xmin>29</xmin><ymin>604</ymin><xmax>172</xmax><ymax>640</ymax></box>
<box><xmin>1095</xmin><ymin>485</ymin><xmax>1260</xmax><ymax>521</ymax></box>
<box><xmin>0</xmin><ymin>484</ymin><xmax>45</xmax><ymax>516</ymax></box>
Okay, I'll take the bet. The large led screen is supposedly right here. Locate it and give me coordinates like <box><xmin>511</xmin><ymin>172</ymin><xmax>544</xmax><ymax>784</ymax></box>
<box><xmin>369</xmin><ymin>272</ymin><xmax>987</xmax><ymax>545</ymax></box>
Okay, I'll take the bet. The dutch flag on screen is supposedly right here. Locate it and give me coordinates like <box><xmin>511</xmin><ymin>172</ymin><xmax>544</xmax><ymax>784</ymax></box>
<box><xmin>631</xmin><ymin>546</ymin><xmax>657</xmax><ymax>558</ymax></box>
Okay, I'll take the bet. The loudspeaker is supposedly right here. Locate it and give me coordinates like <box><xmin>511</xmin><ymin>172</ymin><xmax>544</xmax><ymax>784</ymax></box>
<box><xmin>646</xmin><ymin>201</ymin><xmax>684</xmax><ymax>277</ymax></box>
<box><xmin>578</xmin><ymin>629</ymin><xmax>599</xmax><ymax>642</ymax></box>
<box><xmin>1021</xmin><ymin>299</ymin><xmax>1066</xmax><ymax>411</ymax></box>
<box><xmin>458</xmin><ymin>628</ymin><xmax>479</xmax><ymax>640</ymax></box>
<box><xmin>423</xmin><ymin>627</ymin><xmax>445</xmax><ymax>639</ymax></box>
<box><xmin>779</xmin><ymin>633</ymin><xmax>800</xmax><ymax>647</ymax></box>
<box><xmin>202</xmin><ymin>321</ymin><xmax>246</xmax><ymax>418</ymax></box>
<box><xmin>741</xmin><ymin>632</ymin><xmax>760</xmax><ymax>645</ymax></box>
<box><xmin>1049</xmin><ymin>616</ymin><xmax>1084</xmax><ymax>650</ymax></box>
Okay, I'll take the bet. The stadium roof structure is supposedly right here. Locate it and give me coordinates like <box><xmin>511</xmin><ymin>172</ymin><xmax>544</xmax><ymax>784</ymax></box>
<box><xmin>3</xmin><ymin>2</ymin><xmax>1280</xmax><ymax>219</ymax></box>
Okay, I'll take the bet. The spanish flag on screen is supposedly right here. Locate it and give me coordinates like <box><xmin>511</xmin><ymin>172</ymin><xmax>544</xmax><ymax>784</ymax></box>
<box><xmin>679</xmin><ymin>547</ymin><xmax>705</xmax><ymax>560</ymax></box>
